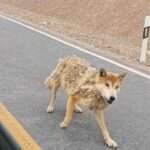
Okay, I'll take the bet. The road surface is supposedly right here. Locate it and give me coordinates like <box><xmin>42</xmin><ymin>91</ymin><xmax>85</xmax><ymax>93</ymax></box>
<box><xmin>0</xmin><ymin>16</ymin><xmax>150</xmax><ymax>150</ymax></box>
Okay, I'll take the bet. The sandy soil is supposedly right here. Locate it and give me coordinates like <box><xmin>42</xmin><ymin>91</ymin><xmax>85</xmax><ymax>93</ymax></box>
<box><xmin>0</xmin><ymin>1</ymin><xmax>150</xmax><ymax>70</ymax></box>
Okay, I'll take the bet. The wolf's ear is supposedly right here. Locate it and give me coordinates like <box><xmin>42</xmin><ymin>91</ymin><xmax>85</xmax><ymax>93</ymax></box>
<box><xmin>99</xmin><ymin>68</ymin><xmax>107</xmax><ymax>77</ymax></box>
<box><xmin>119</xmin><ymin>72</ymin><xmax>127</xmax><ymax>80</ymax></box>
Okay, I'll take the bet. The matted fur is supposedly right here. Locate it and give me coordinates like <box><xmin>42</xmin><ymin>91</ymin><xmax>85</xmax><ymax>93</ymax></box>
<box><xmin>44</xmin><ymin>56</ymin><xmax>126</xmax><ymax>149</ymax></box>
<box><xmin>45</xmin><ymin>56</ymin><xmax>108</xmax><ymax>110</ymax></box>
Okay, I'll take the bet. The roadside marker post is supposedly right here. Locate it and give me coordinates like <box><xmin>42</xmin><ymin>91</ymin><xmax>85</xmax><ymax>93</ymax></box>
<box><xmin>140</xmin><ymin>16</ymin><xmax>150</xmax><ymax>62</ymax></box>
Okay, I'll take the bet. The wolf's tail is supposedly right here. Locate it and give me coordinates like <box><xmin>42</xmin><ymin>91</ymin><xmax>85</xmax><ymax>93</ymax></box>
<box><xmin>44</xmin><ymin>58</ymin><xmax>66</xmax><ymax>89</ymax></box>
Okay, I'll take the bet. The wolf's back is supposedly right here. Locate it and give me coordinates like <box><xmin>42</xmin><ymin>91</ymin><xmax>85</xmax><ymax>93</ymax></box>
<box><xmin>44</xmin><ymin>58</ymin><xmax>67</xmax><ymax>89</ymax></box>
<box><xmin>44</xmin><ymin>56</ymin><xmax>97</xmax><ymax>93</ymax></box>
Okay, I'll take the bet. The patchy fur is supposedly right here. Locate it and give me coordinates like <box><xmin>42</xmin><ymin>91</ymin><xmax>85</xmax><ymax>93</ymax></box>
<box><xmin>44</xmin><ymin>56</ymin><xmax>126</xmax><ymax>149</ymax></box>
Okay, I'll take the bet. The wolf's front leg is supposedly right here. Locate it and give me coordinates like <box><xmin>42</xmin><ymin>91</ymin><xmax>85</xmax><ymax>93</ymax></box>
<box><xmin>60</xmin><ymin>95</ymin><xmax>75</xmax><ymax>128</ymax></box>
<box><xmin>95</xmin><ymin>110</ymin><xmax>118</xmax><ymax>149</ymax></box>
<box><xmin>47</xmin><ymin>85</ymin><xmax>58</xmax><ymax>113</ymax></box>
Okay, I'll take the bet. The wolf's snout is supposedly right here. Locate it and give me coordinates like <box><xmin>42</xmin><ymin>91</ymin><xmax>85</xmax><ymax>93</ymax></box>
<box><xmin>108</xmin><ymin>96</ymin><xmax>115</xmax><ymax>104</ymax></box>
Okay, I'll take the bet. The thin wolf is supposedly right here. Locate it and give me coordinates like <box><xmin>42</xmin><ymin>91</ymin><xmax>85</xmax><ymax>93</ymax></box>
<box><xmin>44</xmin><ymin>56</ymin><xmax>127</xmax><ymax>149</ymax></box>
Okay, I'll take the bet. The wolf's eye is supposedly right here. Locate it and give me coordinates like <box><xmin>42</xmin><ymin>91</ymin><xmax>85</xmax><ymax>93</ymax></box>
<box><xmin>105</xmin><ymin>83</ymin><xmax>109</xmax><ymax>87</ymax></box>
<box><xmin>115</xmin><ymin>85</ymin><xmax>119</xmax><ymax>89</ymax></box>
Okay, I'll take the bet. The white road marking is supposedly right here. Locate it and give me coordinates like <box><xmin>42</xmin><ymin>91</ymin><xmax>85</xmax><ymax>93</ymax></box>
<box><xmin>0</xmin><ymin>14</ymin><xmax>150</xmax><ymax>80</ymax></box>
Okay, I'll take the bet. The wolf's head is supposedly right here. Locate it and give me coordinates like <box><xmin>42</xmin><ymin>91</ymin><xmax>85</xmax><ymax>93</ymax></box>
<box><xmin>95</xmin><ymin>68</ymin><xmax>127</xmax><ymax>104</ymax></box>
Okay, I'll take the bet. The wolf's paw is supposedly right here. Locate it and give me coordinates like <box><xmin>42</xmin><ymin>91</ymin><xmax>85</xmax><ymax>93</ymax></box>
<box><xmin>47</xmin><ymin>105</ymin><xmax>54</xmax><ymax>113</ymax></box>
<box><xmin>74</xmin><ymin>108</ymin><xmax>83</xmax><ymax>113</ymax></box>
<box><xmin>105</xmin><ymin>138</ymin><xmax>118</xmax><ymax>149</ymax></box>
<box><xmin>60</xmin><ymin>122</ymin><xmax>68</xmax><ymax>129</ymax></box>
<box><xmin>74</xmin><ymin>105</ymin><xmax>83</xmax><ymax>113</ymax></box>
<box><xmin>74</xmin><ymin>109</ymin><xmax>83</xmax><ymax>113</ymax></box>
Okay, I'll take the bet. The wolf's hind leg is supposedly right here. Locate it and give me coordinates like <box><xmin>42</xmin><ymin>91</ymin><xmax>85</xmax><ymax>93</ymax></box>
<box><xmin>47</xmin><ymin>82</ymin><xmax>59</xmax><ymax>113</ymax></box>
<box><xmin>74</xmin><ymin>104</ymin><xmax>83</xmax><ymax>113</ymax></box>
<box><xmin>60</xmin><ymin>95</ymin><xmax>76</xmax><ymax>128</ymax></box>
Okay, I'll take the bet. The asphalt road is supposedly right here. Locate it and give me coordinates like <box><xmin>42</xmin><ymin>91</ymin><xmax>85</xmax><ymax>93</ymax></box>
<box><xmin>0</xmin><ymin>17</ymin><xmax>150</xmax><ymax>150</ymax></box>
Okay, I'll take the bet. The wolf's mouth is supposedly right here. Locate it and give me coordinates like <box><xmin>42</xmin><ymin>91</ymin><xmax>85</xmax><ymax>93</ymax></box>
<box><xmin>107</xmin><ymin>100</ymin><xmax>113</xmax><ymax>104</ymax></box>
<box><xmin>102</xmin><ymin>97</ymin><xmax>113</xmax><ymax>105</ymax></box>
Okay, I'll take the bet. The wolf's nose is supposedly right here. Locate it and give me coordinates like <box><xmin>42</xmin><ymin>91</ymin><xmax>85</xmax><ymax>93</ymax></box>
<box><xmin>110</xmin><ymin>96</ymin><xmax>115</xmax><ymax>101</ymax></box>
<box><xmin>108</xmin><ymin>96</ymin><xmax>115</xmax><ymax>104</ymax></box>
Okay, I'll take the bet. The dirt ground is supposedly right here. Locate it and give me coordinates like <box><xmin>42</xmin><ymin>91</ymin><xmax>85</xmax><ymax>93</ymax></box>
<box><xmin>0</xmin><ymin>0</ymin><xmax>150</xmax><ymax>70</ymax></box>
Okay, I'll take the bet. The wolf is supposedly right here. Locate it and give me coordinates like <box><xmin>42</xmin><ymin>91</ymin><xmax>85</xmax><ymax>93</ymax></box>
<box><xmin>44</xmin><ymin>56</ymin><xmax>126</xmax><ymax>149</ymax></box>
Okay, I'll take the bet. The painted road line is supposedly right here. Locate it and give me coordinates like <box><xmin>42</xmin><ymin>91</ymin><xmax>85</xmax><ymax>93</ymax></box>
<box><xmin>0</xmin><ymin>14</ymin><xmax>150</xmax><ymax>80</ymax></box>
<box><xmin>0</xmin><ymin>103</ymin><xmax>41</xmax><ymax>150</ymax></box>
